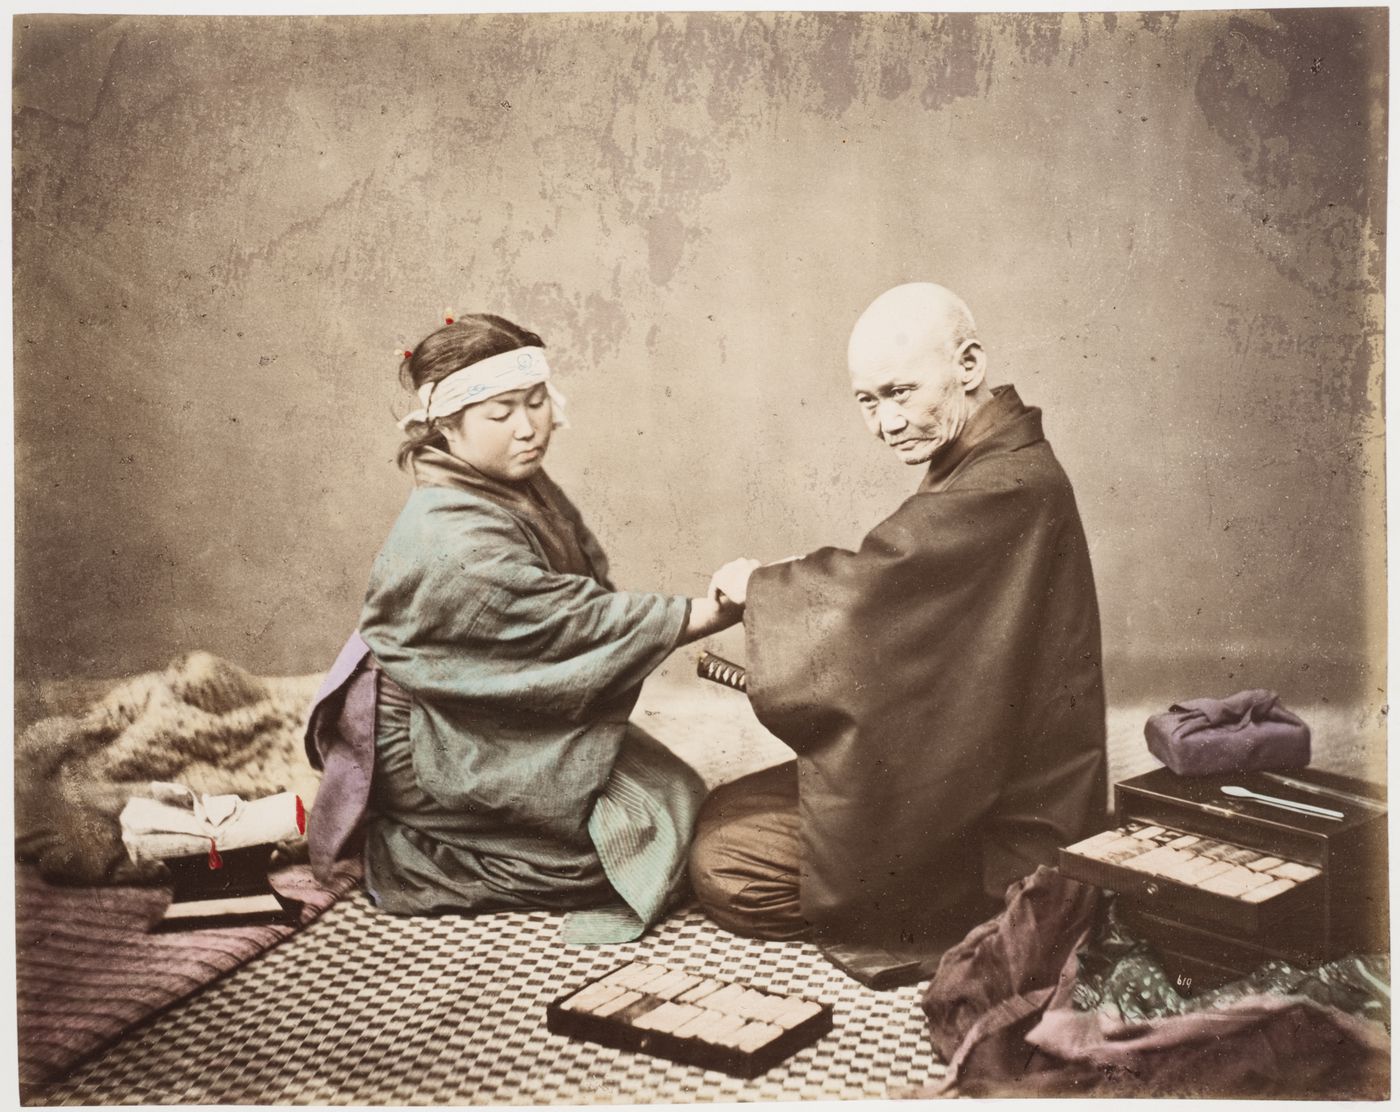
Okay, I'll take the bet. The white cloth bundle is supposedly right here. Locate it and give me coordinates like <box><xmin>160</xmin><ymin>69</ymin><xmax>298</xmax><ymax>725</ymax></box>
<box><xmin>119</xmin><ymin>782</ymin><xmax>305</xmax><ymax>865</ymax></box>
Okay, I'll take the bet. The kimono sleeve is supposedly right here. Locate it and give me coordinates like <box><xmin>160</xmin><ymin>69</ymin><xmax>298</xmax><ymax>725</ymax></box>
<box><xmin>362</xmin><ymin>500</ymin><xmax>689</xmax><ymax>722</ymax></box>
<box><xmin>744</xmin><ymin>480</ymin><xmax>1059</xmax><ymax>825</ymax></box>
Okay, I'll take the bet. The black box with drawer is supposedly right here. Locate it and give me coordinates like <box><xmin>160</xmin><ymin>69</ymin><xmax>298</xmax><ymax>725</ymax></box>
<box><xmin>1059</xmin><ymin>766</ymin><xmax>1387</xmax><ymax>994</ymax></box>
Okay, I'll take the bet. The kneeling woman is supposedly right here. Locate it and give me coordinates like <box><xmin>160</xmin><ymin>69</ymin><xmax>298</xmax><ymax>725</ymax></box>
<box><xmin>306</xmin><ymin>313</ymin><xmax>740</xmax><ymax>941</ymax></box>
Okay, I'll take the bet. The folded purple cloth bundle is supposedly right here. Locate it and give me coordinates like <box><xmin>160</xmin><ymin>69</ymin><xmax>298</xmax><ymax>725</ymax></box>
<box><xmin>1145</xmin><ymin>690</ymin><xmax>1310</xmax><ymax>777</ymax></box>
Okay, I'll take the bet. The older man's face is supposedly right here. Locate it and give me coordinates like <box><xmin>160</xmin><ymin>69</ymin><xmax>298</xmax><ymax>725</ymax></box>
<box><xmin>850</xmin><ymin>342</ymin><xmax>972</xmax><ymax>466</ymax></box>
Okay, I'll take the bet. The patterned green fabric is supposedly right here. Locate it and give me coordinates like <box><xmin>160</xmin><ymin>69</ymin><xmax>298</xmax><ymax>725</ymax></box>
<box><xmin>359</xmin><ymin>455</ymin><xmax>696</xmax><ymax>941</ymax></box>
<box><xmin>562</xmin><ymin>728</ymin><xmax>705</xmax><ymax>943</ymax></box>
<box><xmin>1071</xmin><ymin>902</ymin><xmax>1391</xmax><ymax>1032</ymax></box>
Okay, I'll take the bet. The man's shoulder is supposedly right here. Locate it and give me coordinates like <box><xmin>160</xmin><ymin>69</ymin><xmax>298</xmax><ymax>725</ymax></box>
<box><xmin>967</xmin><ymin>434</ymin><xmax>1069</xmax><ymax>484</ymax></box>
<box><xmin>923</xmin><ymin>436</ymin><xmax>1072</xmax><ymax>502</ymax></box>
<box><xmin>865</xmin><ymin>450</ymin><xmax>1076</xmax><ymax>555</ymax></box>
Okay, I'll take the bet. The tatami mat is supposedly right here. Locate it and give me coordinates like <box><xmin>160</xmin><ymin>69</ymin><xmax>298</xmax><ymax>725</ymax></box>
<box><xmin>31</xmin><ymin>896</ymin><xmax>943</xmax><ymax>1105</ymax></box>
<box><xmin>23</xmin><ymin>669</ymin><xmax>1385</xmax><ymax>1104</ymax></box>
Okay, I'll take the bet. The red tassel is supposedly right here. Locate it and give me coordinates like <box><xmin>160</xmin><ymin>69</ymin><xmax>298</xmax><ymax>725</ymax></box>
<box><xmin>295</xmin><ymin>796</ymin><xmax>306</xmax><ymax>835</ymax></box>
<box><xmin>208</xmin><ymin>839</ymin><xmax>223</xmax><ymax>870</ymax></box>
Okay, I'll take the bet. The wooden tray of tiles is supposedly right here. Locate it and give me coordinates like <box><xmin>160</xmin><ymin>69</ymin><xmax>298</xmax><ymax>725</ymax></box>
<box><xmin>1060</xmin><ymin>820</ymin><xmax>1323</xmax><ymax>938</ymax></box>
<box><xmin>546</xmin><ymin>961</ymin><xmax>833</xmax><ymax>1078</ymax></box>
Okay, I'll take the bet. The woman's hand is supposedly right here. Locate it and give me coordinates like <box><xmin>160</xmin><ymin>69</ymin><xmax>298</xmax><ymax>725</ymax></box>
<box><xmin>681</xmin><ymin>594</ymin><xmax>743</xmax><ymax>642</ymax></box>
<box><xmin>677</xmin><ymin>557</ymin><xmax>760</xmax><ymax>644</ymax></box>
<box><xmin>707</xmin><ymin>557</ymin><xmax>762</xmax><ymax>607</ymax></box>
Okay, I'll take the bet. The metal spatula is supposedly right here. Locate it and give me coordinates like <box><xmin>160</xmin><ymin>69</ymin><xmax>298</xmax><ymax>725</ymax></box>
<box><xmin>1221</xmin><ymin>784</ymin><xmax>1344</xmax><ymax>821</ymax></box>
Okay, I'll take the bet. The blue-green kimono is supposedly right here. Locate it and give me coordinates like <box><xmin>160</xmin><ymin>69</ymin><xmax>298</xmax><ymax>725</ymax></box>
<box><xmin>358</xmin><ymin>446</ymin><xmax>701</xmax><ymax>941</ymax></box>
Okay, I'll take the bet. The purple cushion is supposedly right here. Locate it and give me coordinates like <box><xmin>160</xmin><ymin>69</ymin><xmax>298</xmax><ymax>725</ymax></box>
<box><xmin>1144</xmin><ymin>690</ymin><xmax>1310</xmax><ymax>777</ymax></box>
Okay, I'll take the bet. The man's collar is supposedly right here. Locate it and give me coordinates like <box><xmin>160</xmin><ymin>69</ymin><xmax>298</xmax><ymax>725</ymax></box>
<box><xmin>920</xmin><ymin>385</ymin><xmax>1039</xmax><ymax>491</ymax></box>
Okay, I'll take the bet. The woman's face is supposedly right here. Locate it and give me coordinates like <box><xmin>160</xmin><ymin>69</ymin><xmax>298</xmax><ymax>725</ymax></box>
<box><xmin>441</xmin><ymin>383</ymin><xmax>554</xmax><ymax>482</ymax></box>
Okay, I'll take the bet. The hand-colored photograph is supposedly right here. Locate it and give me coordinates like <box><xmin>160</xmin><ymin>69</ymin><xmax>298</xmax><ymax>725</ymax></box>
<box><xmin>11</xmin><ymin>4</ymin><xmax>1389</xmax><ymax>1103</ymax></box>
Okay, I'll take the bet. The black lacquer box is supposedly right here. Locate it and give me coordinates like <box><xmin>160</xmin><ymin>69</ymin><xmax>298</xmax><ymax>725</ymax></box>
<box><xmin>1059</xmin><ymin>766</ymin><xmax>1387</xmax><ymax>994</ymax></box>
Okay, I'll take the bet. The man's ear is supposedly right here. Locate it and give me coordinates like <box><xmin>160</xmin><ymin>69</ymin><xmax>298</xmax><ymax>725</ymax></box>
<box><xmin>956</xmin><ymin>340</ymin><xmax>987</xmax><ymax>392</ymax></box>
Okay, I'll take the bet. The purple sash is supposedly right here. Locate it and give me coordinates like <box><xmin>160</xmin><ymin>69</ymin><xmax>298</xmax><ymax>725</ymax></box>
<box><xmin>303</xmin><ymin>632</ymin><xmax>378</xmax><ymax>881</ymax></box>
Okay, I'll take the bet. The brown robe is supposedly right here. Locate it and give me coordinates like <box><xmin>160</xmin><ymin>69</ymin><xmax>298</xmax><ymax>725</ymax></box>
<box><xmin>744</xmin><ymin>385</ymin><xmax>1107</xmax><ymax>986</ymax></box>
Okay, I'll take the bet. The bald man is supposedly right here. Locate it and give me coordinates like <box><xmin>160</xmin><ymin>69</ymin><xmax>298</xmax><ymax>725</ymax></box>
<box><xmin>689</xmin><ymin>283</ymin><xmax>1107</xmax><ymax>988</ymax></box>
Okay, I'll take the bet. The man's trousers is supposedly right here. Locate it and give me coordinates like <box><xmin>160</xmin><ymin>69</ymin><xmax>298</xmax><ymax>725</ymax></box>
<box><xmin>686</xmin><ymin>760</ymin><xmax>812</xmax><ymax>941</ymax></box>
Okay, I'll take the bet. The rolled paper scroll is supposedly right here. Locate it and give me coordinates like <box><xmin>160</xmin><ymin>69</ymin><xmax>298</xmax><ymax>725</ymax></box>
<box><xmin>120</xmin><ymin>782</ymin><xmax>306</xmax><ymax>865</ymax></box>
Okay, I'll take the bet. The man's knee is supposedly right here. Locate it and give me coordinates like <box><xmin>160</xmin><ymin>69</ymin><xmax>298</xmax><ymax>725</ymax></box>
<box><xmin>687</xmin><ymin>821</ymin><xmax>751</xmax><ymax>916</ymax></box>
<box><xmin>688</xmin><ymin>833</ymin><xmax>806</xmax><ymax>941</ymax></box>
<box><xmin>687</xmin><ymin>766</ymin><xmax>808</xmax><ymax>942</ymax></box>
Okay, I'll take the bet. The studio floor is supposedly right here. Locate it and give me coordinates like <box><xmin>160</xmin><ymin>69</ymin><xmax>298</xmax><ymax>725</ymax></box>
<box><xmin>23</xmin><ymin>671</ymin><xmax>1388</xmax><ymax>1105</ymax></box>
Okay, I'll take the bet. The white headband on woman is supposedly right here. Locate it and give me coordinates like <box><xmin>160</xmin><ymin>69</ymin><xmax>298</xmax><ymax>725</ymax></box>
<box><xmin>398</xmin><ymin>346</ymin><xmax>569</xmax><ymax>431</ymax></box>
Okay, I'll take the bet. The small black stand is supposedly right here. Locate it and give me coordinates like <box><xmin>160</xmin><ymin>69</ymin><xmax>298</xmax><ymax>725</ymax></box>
<box><xmin>156</xmin><ymin>843</ymin><xmax>302</xmax><ymax>931</ymax></box>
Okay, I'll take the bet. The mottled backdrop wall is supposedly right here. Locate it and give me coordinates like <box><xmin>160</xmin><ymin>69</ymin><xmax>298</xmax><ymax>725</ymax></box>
<box><xmin>13</xmin><ymin>10</ymin><xmax>1386</xmax><ymax>715</ymax></box>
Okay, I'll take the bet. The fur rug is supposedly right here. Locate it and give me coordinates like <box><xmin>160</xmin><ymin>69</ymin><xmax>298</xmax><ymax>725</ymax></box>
<box><xmin>16</xmin><ymin>652</ymin><xmax>324</xmax><ymax>884</ymax></box>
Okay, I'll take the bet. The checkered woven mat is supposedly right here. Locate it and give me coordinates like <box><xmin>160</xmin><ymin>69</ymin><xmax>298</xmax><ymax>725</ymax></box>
<box><xmin>28</xmin><ymin>894</ymin><xmax>944</xmax><ymax>1105</ymax></box>
<box><xmin>23</xmin><ymin>677</ymin><xmax>1379</xmax><ymax>1105</ymax></box>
